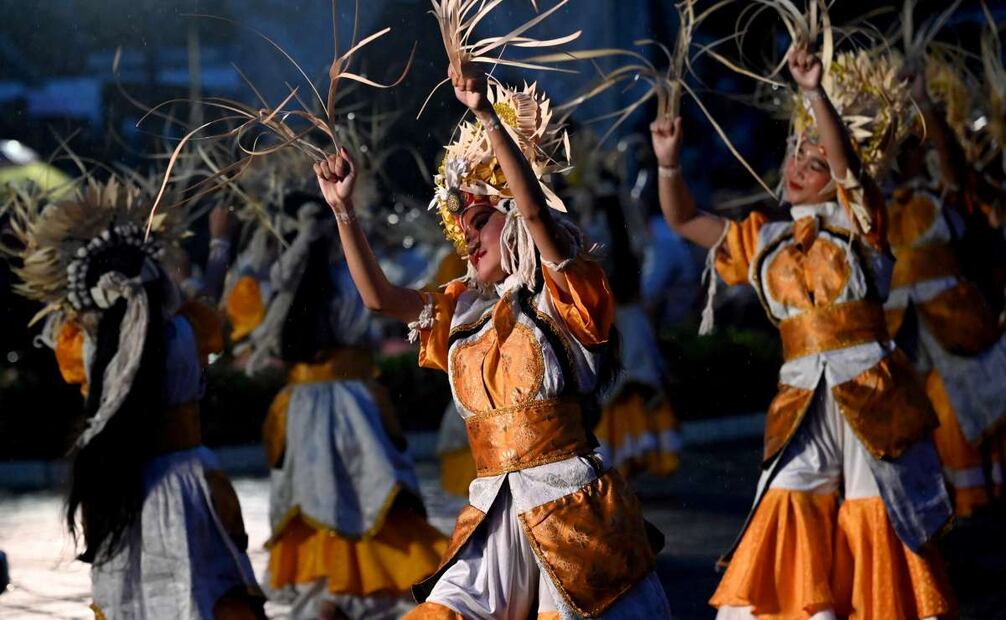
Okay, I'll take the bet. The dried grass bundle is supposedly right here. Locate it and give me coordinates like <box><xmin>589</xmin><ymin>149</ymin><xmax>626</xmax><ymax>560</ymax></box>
<box><xmin>142</xmin><ymin>1</ymin><xmax>414</xmax><ymax>239</ymax></box>
<box><xmin>420</xmin><ymin>0</ymin><xmax>581</xmax><ymax>117</ymax></box>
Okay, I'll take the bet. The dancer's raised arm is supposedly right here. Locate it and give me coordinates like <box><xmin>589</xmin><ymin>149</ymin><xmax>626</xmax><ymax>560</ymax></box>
<box><xmin>197</xmin><ymin>204</ymin><xmax>234</xmax><ymax>304</ymax></box>
<box><xmin>650</xmin><ymin>116</ymin><xmax>727</xmax><ymax>249</ymax></box>
<box><xmin>315</xmin><ymin>147</ymin><xmax>424</xmax><ymax>324</ymax></box>
<box><xmin>450</xmin><ymin>63</ymin><xmax>573</xmax><ymax>289</ymax></box>
<box><xmin>908</xmin><ymin>68</ymin><xmax>966</xmax><ymax>190</ymax></box>
<box><xmin>789</xmin><ymin>46</ymin><xmax>858</xmax><ymax>182</ymax></box>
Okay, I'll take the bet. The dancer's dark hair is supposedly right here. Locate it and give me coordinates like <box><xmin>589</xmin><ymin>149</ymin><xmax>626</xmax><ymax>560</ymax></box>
<box><xmin>66</xmin><ymin>244</ymin><xmax>167</xmax><ymax>564</ymax></box>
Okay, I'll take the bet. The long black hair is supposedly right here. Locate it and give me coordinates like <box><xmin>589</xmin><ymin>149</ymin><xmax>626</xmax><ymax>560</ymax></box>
<box><xmin>66</xmin><ymin>245</ymin><xmax>168</xmax><ymax>564</ymax></box>
<box><xmin>279</xmin><ymin>192</ymin><xmax>340</xmax><ymax>364</ymax></box>
<box><xmin>280</xmin><ymin>235</ymin><xmax>339</xmax><ymax>363</ymax></box>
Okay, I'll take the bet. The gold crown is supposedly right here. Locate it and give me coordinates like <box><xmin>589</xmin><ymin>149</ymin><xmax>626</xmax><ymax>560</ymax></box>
<box><xmin>430</xmin><ymin>81</ymin><xmax>569</xmax><ymax>255</ymax></box>
<box><xmin>791</xmin><ymin>50</ymin><xmax>912</xmax><ymax>178</ymax></box>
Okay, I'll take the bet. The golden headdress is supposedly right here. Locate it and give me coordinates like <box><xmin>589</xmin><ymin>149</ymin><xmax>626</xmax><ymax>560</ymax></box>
<box><xmin>925</xmin><ymin>52</ymin><xmax>973</xmax><ymax>147</ymax></box>
<box><xmin>790</xmin><ymin>50</ymin><xmax>912</xmax><ymax>180</ymax></box>
<box><xmin>430</xmin><ymin>80</ymin><xmax>570</xmax><ymax>255</ymax></box>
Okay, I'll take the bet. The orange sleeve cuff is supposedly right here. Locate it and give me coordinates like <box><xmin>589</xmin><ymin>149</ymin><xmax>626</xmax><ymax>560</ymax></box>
<box><xmin>715</xmin><ymin>212</ymin><xmax>768</xmax><ymax>286</ymax></box>
<box><xmin>543</xmin><ymin>257</ymin><xmax>615</xmax><ymax>347</ymax></box>
<box><xmin>225</xmin><ymin>276</ymin><xmax>266</xmax><ymax>342</ymax></box>
<box><xmin>55</xmin><ymin>321</ymin><xmax>88</xmax><ymax>394</ymax></box>
<box><xmin>418</xmin><ymin>281</ymin><xmax>466</xmax><ymax>372</ymax></box>
<box><xmin>178</xmin><ymin>300</ymin><xmax>225</xmax><ymax>366</ymax></box>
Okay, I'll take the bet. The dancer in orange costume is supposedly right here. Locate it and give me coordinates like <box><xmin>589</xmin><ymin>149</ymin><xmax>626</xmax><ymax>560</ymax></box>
<box><xmin>314</xmin><ymin>63</ymin><xmax>671</xmax><ymax>619</ymax></box>
<box><xmin>884</xmin><ymin>63</ymin><xmax>1006</xmax><ymax>517</ymax></box>
<box><xmin>653</xmin><ymin>47</ymin><xmax>955</xmax><ymax>619</ymax></box>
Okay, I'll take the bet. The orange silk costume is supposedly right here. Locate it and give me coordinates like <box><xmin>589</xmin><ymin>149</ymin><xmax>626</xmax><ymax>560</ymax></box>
<box><xmin>708</xmin><ymin>197</ymin><xmax>955</xmax><ymax>619</ymax></box>
<box><xmin>884</xmin><ymin>184</ymin><xmax>1006</xmax><ymax>516</ymax></box>
<box><xmin>407</xmin><ymin>258</ymin><xmax>667</xmax><ymax>619</ymax></box>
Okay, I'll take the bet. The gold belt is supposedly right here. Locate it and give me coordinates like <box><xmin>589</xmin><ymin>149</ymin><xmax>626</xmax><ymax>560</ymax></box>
<box><xmin>288</xmin><ymin>347</ymin><xmax>376</xmax><ymax>384</ymax></box>
<box><xmin>891</xmin><ymin>243</ymin><xmax>960</xmax><ymax>289</ymax></box>
<box><xmin>465</xmin><ymin>399</ymin><xmax>591</xmax><ymax>477</ymax></box>
<box><xmin>779</xmin><ymin>300</ymin><xmax>889</xmax><ymax>362</ymax></box>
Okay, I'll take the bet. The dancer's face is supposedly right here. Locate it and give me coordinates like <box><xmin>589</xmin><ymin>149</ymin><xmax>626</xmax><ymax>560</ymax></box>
<box><xmin>784</xmin><ymin>140</ymin><xmax>834</xmax><ymax>205</ymax></box>
<box><xmin>461</xmin><ymin>203</ymin><xmax>506</xmax><ymax>284</ymax></box>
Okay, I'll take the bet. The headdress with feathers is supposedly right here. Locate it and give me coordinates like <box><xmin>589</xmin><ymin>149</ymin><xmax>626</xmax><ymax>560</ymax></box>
<box><xmin>3</xmin><ymin>177</ymin><xmax>185</xmax><ymax>448</ymax></box>
<box><xmin>429</xmin><ymin>80</ymin><xmax>582</xmax><ymax>295</ymax></box>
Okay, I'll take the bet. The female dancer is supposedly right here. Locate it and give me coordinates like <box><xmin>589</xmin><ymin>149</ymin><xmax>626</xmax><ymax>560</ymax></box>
<box><xmin>314</xmin><ymin>64</ymin><xmax>671</xmax><ymax>619</ymax></box>
<box><xmin>241</xmin><ymin>190</ymin><xmax>446</xmax><ymax>619</ymax></box>
<box><xmin>652</xmin><ymin>48</ymin><xmax>955</xmax><ymax>618</ymax></box>
<box><xmin>885</xmin><ymin>67</ymin><xmax>1006</xmax><ymax>516</ymax></box>
<box><xmin>10</xmin><ymin>181</ymin><xmax>264</xmax><ymax>618</ymax></box>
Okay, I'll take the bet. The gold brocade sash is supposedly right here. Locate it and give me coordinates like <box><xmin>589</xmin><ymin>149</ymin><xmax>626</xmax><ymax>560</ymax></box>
<box><xmin>779</xmin><ymin>300</ymin><xmax>889</xmax><ymax>362</ymax></box>
<box><xmin>465</xmin><ymin>399</ymin><xmax>591</xmax><ymax>477</ymax></box>
<box><xmin>891</xmin><ymin>243</ymin><xmax>960</xmax><ymax>289</ymax></box>
<box><xmin>288</xmin><ymin>347</ymin><xmax>376</xmax><ymax>384</ymax></box>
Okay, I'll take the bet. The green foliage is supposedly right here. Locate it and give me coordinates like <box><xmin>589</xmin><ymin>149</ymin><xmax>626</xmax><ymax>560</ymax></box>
<box><xmin>659</xmin><ymin>324</ymin><xmax>781</xmax><ymax>420</ymax></box>
<box><xmin>200</xmin><ymin>362</ymin><xmax>284</xmax><ymax>447</ymax></box>
<box><xmin>376</xmin><ymin>352</ymin><xmax>453</xmax><ymax>431</ymax></box>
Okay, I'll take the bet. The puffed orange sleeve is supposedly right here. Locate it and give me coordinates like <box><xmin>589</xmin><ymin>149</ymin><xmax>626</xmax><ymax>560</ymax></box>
<box><xmin>417</xmin><ymin>280</ymin><xmax>468</xmax><ymax>372</ymax></box>
<box><xmin>178</xmin><ymin>300</ymin><xmax>225</xmax><ymax>367</ymax></box>
<box><xmin>542</xmin><ymin>257</ymin><xmax>615</xmax><ymax>347</ymax></box>
<box><xmin>714</xmin><ymin>211</ymin><xmax>768</xmax><ymax>286</ymax></box>
<box><xmin>225</xmin><ymin>276</ymin><xmax>266</xmax><ymax>343</ymax></box>
<box><xmin>55</xmin><ymin>321</ymin><xmax>88</xmax><ymax>394</ymax></box>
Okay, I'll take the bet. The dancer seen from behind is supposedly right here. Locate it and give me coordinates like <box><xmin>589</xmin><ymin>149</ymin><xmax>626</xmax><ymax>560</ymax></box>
<box><xmin>7</xmin><ymin>180</ymin><xmax>264</xmax><ymax>619</ymax></box>
<box><xmin>236</xmin><ymin>189</ymin><xmax>447</xmax><ymax>619</ymax></box>
<box><xmin>588</xmin><ymin>170</ymin><xmax>682</xmax><ymax>478</ymax></box>
<box><xmin>653</xmin><ymin>47</ymin><xmax>955</xmax><ymax>618</ymax></box>
<box><xmin>315</xmin><ymin>63</ymin><xmax>671</xmax><ymax>619</ymax></box>
<box><xmin>884</xmin><ymin>62</ymin><xmax>1006</xmax><ymax>517</ymax></box>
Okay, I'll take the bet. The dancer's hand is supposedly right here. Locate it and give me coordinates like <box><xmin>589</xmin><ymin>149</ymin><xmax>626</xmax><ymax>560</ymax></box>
<box><xmin>788</xmin><ymin>46</ymin><xmax>823</xmax><ymax>92</ymax></box>
<box><xmin>208</xmin><ymin>204</ymin><xmax>233</xmax><ymax>240</ymax></box>
<box><xmin>650</xmin><ymin>116</ymin><xmax>683</xmax><ymax>168</ymax></box>
<box><xmin>450</xmin><ymin>62</ymin><xmax>490</xmax><ymax>113</ymax></box>
<box><xmin>315</xmin><ymin>147</ymin><xmax>357</xmax><ymax>212</ymax></box>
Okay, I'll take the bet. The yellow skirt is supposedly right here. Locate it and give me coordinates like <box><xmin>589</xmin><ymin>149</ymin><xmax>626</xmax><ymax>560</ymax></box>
<box><xmin>711</xmin><ymin>489</ymin><xmax>954</xmax><ymax>619</ymax></box>
<box><xmin>439</xmin><ymin>447</ymin><xmax>477</xmax><ymax>497</ymax></box>
<box><xmin>268</xmin><ymin>502</ymin><xmax>448</xmax><ymax>596</ymax></box>
<box><xmin>595</xmin><ymin>388</ymin><xmax>680</xmax><ymax>478</ymax></box>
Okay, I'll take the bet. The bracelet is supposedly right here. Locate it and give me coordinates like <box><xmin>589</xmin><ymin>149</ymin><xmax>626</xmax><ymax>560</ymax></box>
<box><xmin>209</xmin><ymin>238</ymin><xmax>231</xmax><ymax>252</ymax></box>
<box><xmin>802</xmin><ymin>87</ymin><xmax>825</xmax><ymax>103</ymax></box>
<box><xmin>658</xmin><ymin>165</ymin><xmax>681</xmax><ymax>179</ymax></box>
<box><xmin>482</xmin><ymin>116</ymin><xmax>502</xmax><ymax>133</ymax></box>
<box><xmin>332</xmin><ymin>209</ymin><xmax>356</xmax><ymax>224</ymax></box>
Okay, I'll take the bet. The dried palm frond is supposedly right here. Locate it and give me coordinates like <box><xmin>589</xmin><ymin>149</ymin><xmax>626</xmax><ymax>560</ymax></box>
<box><xmin>900</xmin><ymin>0</ymin><xmax>962</xmax><ymax>64</ymax></box>
<box><xmin>532</xmin><ymin>1</ymin><xmax>775</xmax><ymax>196</ymax></box>
<box><xmin>143</xmin><ymin>1</ymin><xmax>414</xmax><ymax>239</ymax></box>
<box><xmin>692</xmin><ymin>0</ymin><xmax>836</xmax><ymax>90</ymax></box>
<box><xmin>532</xmin><ymin>1</ymin><xmax>713</xmax><ymax>128</ymax></box>
<box><xmin>420</xmin><ymin>0</ymin><xmax>581</xmax><ymax>117</ymax></box>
